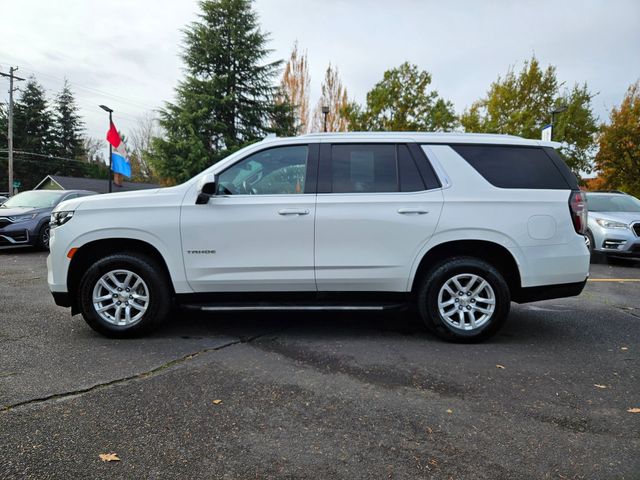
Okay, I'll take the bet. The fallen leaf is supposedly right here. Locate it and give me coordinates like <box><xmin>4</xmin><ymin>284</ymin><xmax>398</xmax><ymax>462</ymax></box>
<box><xmin>426</xmin><ymin>426</ymin><xmax>433</xmax><ymax>434</ymax></box>
<box><xmin>446</xmin><ymin>409</ymin><xmax>453</xmax><ymax>414</ymax></box>
<box><xmin>212</xmin><ymin>399</ymin><xmax>223</xmax><ymax>405</ymax></box>
<box><xmin>621</xmin><ymin>347</ymin><xmax>628</xmax><ymax>351</ymax></box>
<box><xmin>628</xmin><ymin>408</ymin><xmax>640</xmax><ymax>413</ymax></box>
<box><xmin>594</xmin><ymin>384</ymin><xmax>608</xmax><ymax>389</ymax></box>
<box><xmin>496</xmin><ymin>364</ymin><xmax>505</xmax><ymax>369</ymax></box>
<box><xmin>428</xmin><ymin>458</ymin><xmax>438</xmax><ymax>466</ymax></box>
<box><xmin>99</xmin><ymin>453</ymin><xmax>120</xmax><ymax>462</ymax></box>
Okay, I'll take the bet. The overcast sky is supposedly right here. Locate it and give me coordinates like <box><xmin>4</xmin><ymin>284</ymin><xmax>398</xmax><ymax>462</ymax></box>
<box><xmin>1</xmin><ymin>0</ymin><xmax>638</xmax><ymax>149</ymax></box>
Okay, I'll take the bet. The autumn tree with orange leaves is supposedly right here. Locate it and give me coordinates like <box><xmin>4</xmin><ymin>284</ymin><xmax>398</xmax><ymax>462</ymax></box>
<box><xmin>278</xmin><ymin>42</ymin><xmax>311</xmax><ymax>135</ymax></box>
<box><xmin>311</xmin><ymin>64</ymin><xmax>350</xmax><ymax>132</ymax></box>
<box><xmin>594</xmin><ymin>81</ymin><xmax>640</xmax><ymax>197</ymax></box>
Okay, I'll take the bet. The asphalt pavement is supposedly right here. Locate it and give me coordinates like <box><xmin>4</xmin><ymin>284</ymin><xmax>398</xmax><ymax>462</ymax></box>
<box><xmin>0</xmin><ymin>250</ymin><xmax>638</xmax><ymax>479</ymax></box>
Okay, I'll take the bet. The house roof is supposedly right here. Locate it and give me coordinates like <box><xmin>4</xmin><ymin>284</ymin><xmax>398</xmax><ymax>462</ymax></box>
<box><xmin>34</xmin><ymin>175</ymin><xmax>160</xmax><ymax>194</ymax></box>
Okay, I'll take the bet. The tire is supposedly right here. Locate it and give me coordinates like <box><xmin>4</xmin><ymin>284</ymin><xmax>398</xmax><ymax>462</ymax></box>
<box><xmin>35</xmin><ymin>223</ymin><xmax>51</xmax><ymax>251</ymax></box>
<box><xmin>586</xmin><ymin>230</ymin><xmax>605</xmax><ymax>264</ymax></box>
<box><xmin>77</xmin><ymin>252</ymin><xmax>171</xmax><ymax>338</ymax></box>
<box><xmin>416</xmin><ymin>256</ymin><xmax>511</xmax><ymax>342</ymax></box>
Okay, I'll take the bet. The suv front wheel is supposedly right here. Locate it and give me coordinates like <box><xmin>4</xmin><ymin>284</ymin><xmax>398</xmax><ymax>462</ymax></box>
<box><xmin>417</xmin><ymin>257</ymin><xmax>510</xmax><ymax>342</ymax></box>
<box><xmin>77</xmin><ymin>252</ymin><xmax>171</xmax><ymax>338</ymax></box>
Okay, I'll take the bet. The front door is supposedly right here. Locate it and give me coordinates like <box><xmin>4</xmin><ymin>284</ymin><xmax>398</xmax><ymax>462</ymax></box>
<box><xmin>181</xmin><ymin>144</ymin><xmax>318</xmax><ymax>292</ymax></box>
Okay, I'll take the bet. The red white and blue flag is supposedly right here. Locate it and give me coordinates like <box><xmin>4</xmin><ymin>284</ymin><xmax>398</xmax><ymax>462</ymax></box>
<box><xmin>106</xmin><ymin>121</ymin><xmax>131</xmax><ymax>178</ymax></box>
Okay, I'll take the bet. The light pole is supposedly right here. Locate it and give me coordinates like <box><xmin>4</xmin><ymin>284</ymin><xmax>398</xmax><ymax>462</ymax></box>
<box><xmin>321</xmin><ymin>105</ymin><xmax>329</xmax><ymax>132</ymax></box>
<box><xmin>550</xmin><ymin>106</ymin><xmax>568</xmax><ymax>141</ymax></box>
<box><xmin>99</xmin><ymin>105</ymin><xmax>113</xmax><ymax>193</ymax></box>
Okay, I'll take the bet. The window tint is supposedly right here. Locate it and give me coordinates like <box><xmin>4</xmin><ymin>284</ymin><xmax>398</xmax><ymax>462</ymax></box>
<box><xmin>331</xmin><ymin>144</ymin><xmax>396</xmax><ymax>193</ymax></box>
<box><xmin>398</xmin><ymin>145</ymin><xmax>426</xmax><ymax>192</ymax></box>
<box><xmin>451</xmin><ymin>145</ymin><xmax>571</xmax><ymax>189</ymax></box>
<box><xmin>218</xmin><ymin>145</ymin><xmax>308</xmax><ymax>195</ymax></box>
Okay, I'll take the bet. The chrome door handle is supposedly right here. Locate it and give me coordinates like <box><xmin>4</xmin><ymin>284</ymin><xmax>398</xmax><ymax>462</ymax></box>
<box><xmin>278</xmin><ymin>208</ymin><xmax>310</xmax><ymax>216</ymax></box>
<box><xmin>397</xmin><ymin>208</ymin><xmax>429</xmax><ymax>215</ymax></box>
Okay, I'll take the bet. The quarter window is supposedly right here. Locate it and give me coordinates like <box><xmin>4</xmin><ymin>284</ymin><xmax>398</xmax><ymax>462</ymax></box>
<box><xmin>451</xmin><ymin>145</ymin><xmax>571</xmax><ymax>189</ymax></box>
<box><xmin>218</xmin><ymin>145</ymin><xmax>308</xmax><ymax>195</ymax></box>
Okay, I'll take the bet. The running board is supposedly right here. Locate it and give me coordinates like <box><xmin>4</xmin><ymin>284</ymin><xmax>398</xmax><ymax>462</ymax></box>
<box><xmin>181</xmin><ymin>302</ymin><xmax>409</xmax><ymax>312</ymax></box>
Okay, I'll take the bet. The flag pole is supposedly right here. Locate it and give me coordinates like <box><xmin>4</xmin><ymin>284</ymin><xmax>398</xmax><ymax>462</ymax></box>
<box><xmin>99</xmin><ymin>105</ymin><xmax>114</xmax><ymax>193</ymax></box>
<box><xmin>108</xmin><ymin>110</ymin><xmax>112</xmax><ymax>193</ymax></box>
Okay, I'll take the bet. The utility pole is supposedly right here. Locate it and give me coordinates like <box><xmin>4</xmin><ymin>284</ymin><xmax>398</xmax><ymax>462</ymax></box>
<box><xmin>1</xmin><ymin>67</ymin><xmax>25</xmax><ymax>196</ymax></box>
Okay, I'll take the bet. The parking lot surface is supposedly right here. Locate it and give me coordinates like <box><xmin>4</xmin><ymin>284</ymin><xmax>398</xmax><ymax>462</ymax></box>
<box><xmin>1</xmin><ymin>250</ymin><xmax>639</xmax><ymax>479</ymax></box>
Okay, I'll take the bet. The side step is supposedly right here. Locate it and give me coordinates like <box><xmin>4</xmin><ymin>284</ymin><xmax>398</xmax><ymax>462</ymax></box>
<box><xmin>181</xmin><ymin>302</ymin><xmax>410</xmax><ymax>312</ymax></box>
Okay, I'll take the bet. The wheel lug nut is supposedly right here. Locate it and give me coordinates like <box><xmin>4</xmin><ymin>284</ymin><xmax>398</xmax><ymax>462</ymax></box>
<box><xmin>118</xmin><ymin>288</ymin><xmax>122</xmax><ymax>291</ymax></box>
<box><xmin>125</xmin><ymin>302</ymin><xmax>129</xmax><ymax>306</ymax></box>
<box><xmin>467</xmin><ymin>292</ymin><xmax>472</xmax><ymax>296</ymax></box>
<box><xmin>454</xmin><ymin>298</ymin><xmax>459</xmax><ymax>303</ymax></box>
<box><xmin>126</xmin><ymin>288</ymin><xmax>130</xmax><ymax>292</ymax></box>
<box><xmin>458</xmin><ymin>306</ymin><xmax>463</xmax><ymax>310</ymax></box>
<box><xmin>466</xmin><ymin>305</ymin><xmax>472</xmax><ymax>310</ymax></box>
<box><xmin>112</xmin><ymin>294</ymin><xmax>118</xmax><ymax>298</ymax></box>
<box><xmin>470</xmin><ymin>299</ymin><xmax>475</xmax><ymax>303</ymax></box>
<box><xmin>117</xmin><ymin>301</ymin><xmax>121</xmax><ymax>305</ymax></box>
<box><xmin>458</xmin><ymin>292</ymin><xmax>463</xmax><ymax>296</ymax></box>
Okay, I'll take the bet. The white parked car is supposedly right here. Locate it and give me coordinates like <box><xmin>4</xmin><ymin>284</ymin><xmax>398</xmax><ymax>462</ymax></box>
<box><xmin>47</xmin><ymin>133</ymin><xmax>590</xmax><ymax>342</ymax></box>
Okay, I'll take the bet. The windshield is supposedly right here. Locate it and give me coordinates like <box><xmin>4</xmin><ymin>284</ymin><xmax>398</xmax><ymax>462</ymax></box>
<box><xmin>1</xmin><ymin>191</ymin><xmax>65</xmax><ymax>209</ymax></box>
<box><xmin>587</xmin><ymin>193</ymin><xmax>640</xmax><ymax>212</ymax></box>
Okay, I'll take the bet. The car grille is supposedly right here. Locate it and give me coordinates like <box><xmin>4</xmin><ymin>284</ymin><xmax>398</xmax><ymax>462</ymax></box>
<box><xmin>633</xmin><ymin>222</ymin><xmax>640</xmax><ymax>237</ymax></box>
<box><xmin>0</xmin><ymin>218</ymin><xmax>10</xmax><ymax>229</ymax></box>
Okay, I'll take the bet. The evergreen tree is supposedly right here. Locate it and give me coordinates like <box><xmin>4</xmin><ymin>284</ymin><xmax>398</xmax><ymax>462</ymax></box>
<box><xmin>148</xmin><ymin>0</ymin><xmax>282</xmax><ymax>184</ymax></box>
<box><xmin>53</xmin><ymin>80</ymin><xmax>85</xmax><ymax>159</ymax></box>
<box><xmin>13</xmin><ymin>77</ymin><xmax>55</xmax><ymax>155</ymax></box>
<box><xmin>0</xmin><ymin>104</ymin><xmax>7</xmax><ymax>148</ymax></box>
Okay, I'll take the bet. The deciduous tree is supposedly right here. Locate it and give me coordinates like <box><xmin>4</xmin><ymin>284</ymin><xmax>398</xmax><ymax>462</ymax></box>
<box><xmin>278</xmin><ymin>41</ymin><xmax>310</xmax><ymax>134</ymax></box>
<box><xmin>347</xmin><ymin>62</ymin><xmax>456</xmax><ymax>132</ymax></box>
<box><xmin>594</xmin><ymin>81</ymin><xmax>640</xmax><ymax>197</ymax></box>
<box><xmin>311</xmin><ymin>64</ymin><xmax>350</xmax><ymax>132</ymax></box>
<box><xmin>460</xmin><ymin>56</ymin><xmax>598</xmax><ymax>176</ymax></box>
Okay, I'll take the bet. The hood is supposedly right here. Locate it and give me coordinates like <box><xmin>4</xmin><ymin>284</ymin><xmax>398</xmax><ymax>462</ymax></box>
<box><xmin>53</xmin><ymin>188</ymin><xmax>166</xmax><ymax>213</ymax></box>
<box><xmin>589</xmin><ymin>211</ymin><xmax>640</xmax><ymax>225</ymax></box>
<box><xmin>0</xmin><ymin>206</ymin><xmax>49</xmax><ymax>217</ymax></box>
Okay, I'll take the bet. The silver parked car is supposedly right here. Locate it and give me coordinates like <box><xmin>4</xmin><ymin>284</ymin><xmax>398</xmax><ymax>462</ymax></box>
<box><xmin>585</xmin><ymin>191</ymin><xmax>640</xmax><ymax>259</ymax></box>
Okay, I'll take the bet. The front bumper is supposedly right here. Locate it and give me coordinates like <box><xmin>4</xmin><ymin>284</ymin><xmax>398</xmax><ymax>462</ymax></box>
<box><xmin>592</xmin><ymin>227</ymin><xmax>640</xmax><ymax>257</ymax></box>
<box><xmin>0</xmin><ymin>221</ymin><xmax>37</xmax><ymax>246</ymax></box>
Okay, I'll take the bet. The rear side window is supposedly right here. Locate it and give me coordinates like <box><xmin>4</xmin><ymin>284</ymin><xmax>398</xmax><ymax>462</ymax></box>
<box><xmin>328</xmin><ymin>144</ymin><xmax>429</xmax><ymax>193</ymax></box>
<box><xmin>451</xmin><ymin>145</ymin><xmax>571</xmax><ymax>189</ymax></box>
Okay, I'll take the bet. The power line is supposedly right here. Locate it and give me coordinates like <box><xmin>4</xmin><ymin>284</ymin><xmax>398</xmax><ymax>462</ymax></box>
<box><xmin>0</xmin><ymin>61</ymin><xmax>160</xmax><ymax>111</ymax></box>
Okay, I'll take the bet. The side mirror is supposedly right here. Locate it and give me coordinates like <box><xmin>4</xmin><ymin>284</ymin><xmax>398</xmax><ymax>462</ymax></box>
<box><xmin>196</xmin><ymin>173</ymin><xmax>217</xmax><ymax>205</ymax></box>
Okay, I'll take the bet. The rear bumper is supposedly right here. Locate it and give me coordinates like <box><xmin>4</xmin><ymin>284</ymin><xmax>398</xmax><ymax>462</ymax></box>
<box><xmin>512</xmin><ymin>278</ymin><xmax>587</xmax><ymax>304</ymax></box>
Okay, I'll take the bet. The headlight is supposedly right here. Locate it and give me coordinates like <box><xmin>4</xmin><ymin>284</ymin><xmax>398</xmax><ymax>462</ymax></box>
<box><xmin>595</xmin><ymin>218</ymin><xmax>628</xmax><ymax>229</ymax></box>
<box><xmin>8</xmin><ymin>213</ymin><xmax>37</xmax><ymax>223</ymax></box>
<box><xmin>50</xmin><ymin>211</ymin><xmax>75</xmax><ymax>228</ymax></box>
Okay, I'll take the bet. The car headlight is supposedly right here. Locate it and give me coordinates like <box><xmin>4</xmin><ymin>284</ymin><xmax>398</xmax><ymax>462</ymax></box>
<box><xmin>50</xmin><ymin>211</ymin><xmax>75</xmax><ymax>228</ymax></box>
<box><xmin>8</xmin><ymin>213</ymin><xmax>37</xmax><ymax>223</ymax></box>
<box><xmin>595</xmin><ymin>218</ymin><xmax>628</xmax><ymax>229</ymax></box>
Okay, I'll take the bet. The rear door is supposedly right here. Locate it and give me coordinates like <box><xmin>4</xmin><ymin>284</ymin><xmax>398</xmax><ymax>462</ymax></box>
<box><xmin>314</xmin><ymin>142</ymin><xmax>444</xmax><ymax>292</ymax></box>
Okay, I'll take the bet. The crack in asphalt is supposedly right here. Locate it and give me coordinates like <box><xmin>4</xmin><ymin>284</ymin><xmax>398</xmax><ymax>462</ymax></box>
<box><xmin>613</xmin><ymin>305</ymin><xmax>640</xmax><ymax>319</ymax></box>
<box><xmin>0</xmin><ymin>328</ymin><xmax>287</xmax><ymax>413</ymax></box>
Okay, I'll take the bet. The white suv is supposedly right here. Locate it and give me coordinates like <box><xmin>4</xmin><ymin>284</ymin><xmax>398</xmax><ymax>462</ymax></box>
<box><xmin>47</xmin><ymin>133</ymin><xmax>590</xmax><ymax>342</ymax></box>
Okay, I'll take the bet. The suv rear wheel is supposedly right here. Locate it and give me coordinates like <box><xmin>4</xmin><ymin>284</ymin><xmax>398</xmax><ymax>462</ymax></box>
<box><xmin>77</xmin><ymin>252</ymin><xmax>171</xmax><ymax>338</ymax></box>
<box><xmin>417</xmin><ymin>257</ymin><xmax>510</xmax><ymax>342</ymax></box>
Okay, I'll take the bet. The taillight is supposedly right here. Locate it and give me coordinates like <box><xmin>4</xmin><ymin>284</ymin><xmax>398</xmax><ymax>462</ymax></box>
<box><xmin>569</xmin><ymin>190</ymin><xmax>587</xmax><ymax>235</ymax></box>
